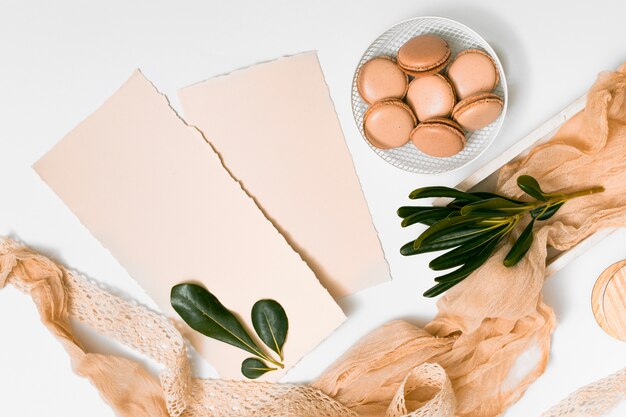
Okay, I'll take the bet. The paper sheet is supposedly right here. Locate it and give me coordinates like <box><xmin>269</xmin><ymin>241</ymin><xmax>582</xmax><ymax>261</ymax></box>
<box><xmin>179</xmin><ymin>52</ymin><xmax>390</xmax><ymax>298</ymax></box>
<box><xmin>34</xmin><ymin>70</ymin><xmax>345</xmax><ymax>380</ymax></box>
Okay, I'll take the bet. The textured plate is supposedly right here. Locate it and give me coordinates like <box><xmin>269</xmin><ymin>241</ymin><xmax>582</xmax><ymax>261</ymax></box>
<box><xmin>352</xmin><ymin>16</ymin><xmax>508</xmax><ymax>174</ymax></box>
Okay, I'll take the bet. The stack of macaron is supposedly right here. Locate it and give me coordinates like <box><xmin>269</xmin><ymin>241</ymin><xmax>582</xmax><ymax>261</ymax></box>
<box><xmin>357</xmin><ymin>34</ymin><xmax>504</xmax><ymax>158</ymax></box>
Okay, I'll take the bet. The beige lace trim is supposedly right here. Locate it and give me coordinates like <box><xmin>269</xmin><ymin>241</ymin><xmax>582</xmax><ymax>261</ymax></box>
<box><xmin>0</xmin><ymin>238</ymin><xmax>623</xmax><ymax>416</ymax></box>
<box><xmin>0</xmin><ymin>238</ymin><xmax>451</xmax><ymax>417</ymax></box>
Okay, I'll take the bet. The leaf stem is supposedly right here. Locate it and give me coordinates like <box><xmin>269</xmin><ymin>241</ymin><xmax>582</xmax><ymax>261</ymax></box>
<box><xmin>524</xmin><ymin>186</ymin><xmax>605</xmax><ymax>211</ymax></box>
<box><xmin>555</xmin><ymin>186</ymin><xmax>605</xmax><ymax>201</ymax></box>
<box><xmin>258</xmin><ymin>354</ymin><xmax>284</xmax><ymax>368</ymax></box>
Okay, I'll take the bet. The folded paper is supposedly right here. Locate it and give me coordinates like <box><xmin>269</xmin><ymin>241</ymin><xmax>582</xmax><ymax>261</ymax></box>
<box><xmin>179</xmin><ymin>52</ymin><xmax>390</xmax><ymax>298</ymax></box>
<box><xmin>34</xmin><ymin>70</ymin><xmax>345</xmax><ymax>380</ymax></box>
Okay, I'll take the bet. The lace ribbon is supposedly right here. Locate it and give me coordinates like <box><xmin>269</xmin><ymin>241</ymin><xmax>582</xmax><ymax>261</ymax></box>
<box><xmin>1</xmin><ymin>238</ymin><xmax>623</xmax><ymax>416</ymax></box>
<box><xmin>0</xmin><ymin>238</ymin><xmax>408</xmax><ymax>417</ymax></box>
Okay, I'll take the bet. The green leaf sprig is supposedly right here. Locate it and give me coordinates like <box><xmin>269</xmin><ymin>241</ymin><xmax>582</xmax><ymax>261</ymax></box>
<box><xmin>171</xmin><ymin>283</ymin><xmax>288</xmax><ymax>379</ymax></box>
<box><xmin>399</xmin><ymin>175</ymin><xmax>604</xmax><ymax>298</ymax></box>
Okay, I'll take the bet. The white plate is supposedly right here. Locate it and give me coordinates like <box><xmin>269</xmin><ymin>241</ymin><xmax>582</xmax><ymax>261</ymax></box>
<box><xmin>352</xmin><ymin>16</ymin><xmax>508</xmax><ymax>174</ymax></box>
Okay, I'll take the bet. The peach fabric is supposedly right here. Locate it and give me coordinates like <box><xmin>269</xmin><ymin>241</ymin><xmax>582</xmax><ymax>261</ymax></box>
<box><xmin>179</xmin><ymin>52</ymin><xmax>391</xmax><ymax>299</ymax></box>
<box><xmin>6</xmin><ymin>63</ymin><xmax>626</xmax><ymax>416</ymax></box>
<box><xmin>33</xmin><ymin>70</ymin><xmax>345</xmax><ymax>380</ymax></box>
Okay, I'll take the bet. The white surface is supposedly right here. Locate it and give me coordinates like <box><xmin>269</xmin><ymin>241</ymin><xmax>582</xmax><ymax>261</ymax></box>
<box><xmin>0</xmin><ymin>1</ymin><xmax>624</xmax><ymax>416</ymax></box>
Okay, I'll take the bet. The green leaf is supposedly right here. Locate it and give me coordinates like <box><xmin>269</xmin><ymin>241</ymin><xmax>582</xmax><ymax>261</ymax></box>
<box><xmin>170</xmin><ymin>283</ymin><xmax>266</xmax><ymax>359</ymax></box>
<box><xmin>434</xmin><ymin>237</ymin><xmax>502</xmax><ymax>283</ymax></box>
<box><xmin>400</xmin><ymin>240</ymin><xmax>421</xmax><ymax>256</ymax></box>
<box><xmin>428</xmin><ymin>225</ymin><xmax>508</xmax><ymax>270</ymax></box>
<box><xmin>503</xmin><ymin>219</ymin><xmax>535</xmax><ymax>267</ymax></box>
<box><xmin>470</xmin><ymin>192</ymin><xmax>525</xmax><ymax>204</ymax></box>
<box><xmin>400</xmin><ymin>235</ymin><xmax>466</xmax><ymax>256</ymax></box>
<box><xmin>401</xmin><ymin>223</ymin><xmax>502</xmax><ymax>258</ymax></box>
<box><xmin>446</xmin><ymin>198</ymin><xmax>473</xmax><ymax>210</ymax></box>
<box><xmin>460</xmin><ymin>197</ymin><xmax>528</xmax><ymax>215</ymax></box>
<box><xmin>517</xmin><ymin>175</ymin><xmax>548</xmax><ymax>201</ymax></box>
<box><xmin>412</xmin><ymin>215</ymin><xmax>484</xmax><ymax>250</ymax></box>
<box><xmin>251</xmin><ymin>299</ymin><xmax>288</xmax><ymax>361</ymax></box>
<box><xmin>409</xmin><ymin>186</ymin><xmax>481</xmax><ymax>201</ymax></box>
<box><xmin>241</xmin><ymin>357</ymin><xmax>276</xmax><ymax>379</ymax></box>
<box><xmin>422</xmin><ymin>223</ymin><xmax>501</xmax><ymax>247</ymax></box>
<box><xmin>423</xmin><ymin>279</ymin><xmax>460</xmax><ymax>298</ymax></box>
<box><xmin>531</xmin><ymin>202</ymin><xmax>564</xmax><ymax>220</ymax></box>
<box><xmin>424</xmin><ymin>237</ymin><xmax>502</xmax><ymax>296</ymax></box>
<box><xmin>447</xmin><ymin>192</ymin><xmax>523</xmax><ymax>209</ymax></box>
<box><xmin>401</xmin><ymin>207</ymin><xmax>456</xmax><ymax>227</ymax></box>
<box><xmin>397</xmin><ymin>206</ymin><xmax>435</xmax><ymax>218</ymax></box>
<box><xmin>417</xmin><ymin>217</ymin><xmax>445</xmax><ymax>226</ymax></box>
<box><xmin>429</xmin><ymin>245</ymin><xmax>478</xmax><ymax>271</ymax></box>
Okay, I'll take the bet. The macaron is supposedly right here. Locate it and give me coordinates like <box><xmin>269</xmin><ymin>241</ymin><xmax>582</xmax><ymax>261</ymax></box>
<box><xmin>363</xmin><ymin>100</ymin><xmax>416</xmax><ymax>149</ymax></box>
<box><xmin>452</xmin><ymin>93</ymin><xmax>503</xmax><ymax>131</ymax></box>
<box><xmin>447</xmin><ymin>49</ymin><xmax>499</xmax><ymax>99</ymax></box>
<box><xmin>410</xmin><ymin>118</ymin><xmax>465</xmax><ymax>157</ymax></box>
<box><xmin>357</xmin><ymin>57</ymin><xmax>409</xmax><ymax>104</ymax></box>
<box><xmin>397</xmin><ymin>34</ymin><xmax>451</xmax><ymax>77</ymax></box>
<box><xmin>405</xmin><ymin>74</ymin><xmax>456</xmax><ymax>121</ymax></box>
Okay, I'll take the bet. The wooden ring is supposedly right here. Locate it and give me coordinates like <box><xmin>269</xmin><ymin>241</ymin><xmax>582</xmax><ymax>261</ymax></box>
<box><xmin>591</xmin><ymin>261</ymin><xmax>626</xmax><ymax>341</ymax></box>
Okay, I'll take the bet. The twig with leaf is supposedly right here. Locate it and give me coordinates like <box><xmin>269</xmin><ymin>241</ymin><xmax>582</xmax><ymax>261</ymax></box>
<box><xmin>171</xmin><ymin>283</ymin><xmax>288</xmax><ymax>379</ymax></box>
<box><xmin>399</xmin><ymin>175</ymin><xmax>604</xmax><ymax>298</ymax></box>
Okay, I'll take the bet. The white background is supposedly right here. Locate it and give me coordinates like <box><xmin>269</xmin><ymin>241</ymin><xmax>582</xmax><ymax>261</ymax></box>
<box><xmin>1</xmin><ymin>0</ymin><xmax>625</xmax><ymax>415</ymax></box>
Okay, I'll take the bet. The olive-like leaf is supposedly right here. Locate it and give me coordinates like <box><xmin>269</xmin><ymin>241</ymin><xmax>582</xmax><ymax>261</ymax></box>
<box><xmin>470</xmin><ymin>192</ymin><xmax>525</xmax><ymax>204</ymax></box>
<box><xmin>517</xmin><ymin>175</ymin><xmax>548</xmax><ymax>201</ymax></box>
<box><xmin>531</xmin><ymin>202</ymin><xmax>564</xmax><ymax>220</ymax></box>
<box><xmin>429</xmin><ymin>225</ymin><xmax>508</xmax><ymax>270</ymax></box>
<box><xmin>398</xmin><ymin>206</ymin><xmax>438</xmax><ymax>218</ymax></box>
<box><xmin>412</xmin><ymin>215</ymin><xmax>484</xmax><ymax>250</ymax></box>
<box><xmin>434</xmin><ymin>237</ymin><xmax>502</xmax><ymax>283</ymax></box>
<box><xmin>503</xmin><ymin>219</ymin><xmax>535</xmax><ymax>267</ymax></box>
<box><xmin>409</xmin><ymin>186</ymin><xmax>481</xmax><ymax>201</ymax></box>
<box><xmin>171</xmin><ymin>283</ymin><xmax>266</xmax><ymax>359</ymax></box>
<box><xmin>251</xmin><ymin>299</ymin><xmax>288</xmax><ymax>361</ymax></box>
<box><xmin>460</xmin><ymin>198</ymin><xmax>528</xmax><ymax>216</ymax></box>
<box><xmin>422</xmin><ymin>223</ymin><xmax>501</xmax><ymax>247</ymax></box>
<box><xmin>401</xmin><ymin>230</ymin><xmax>481</xmax><ymax>256</ymax></box>
<box><xmin>415</xmin><ymin>217</ymin><xmax>445</xmax><ymax>227</ymax></box>
<box><xmin>401</xmin><ymin>207</ymin><xmax>456</xmax><ymax>227</ymax></box>
<box><xmin>241</xmin><ymin>357</ymin><xmax>276</xmax><ymax>379</ymax></box>
<box><xmin>447</xmin><ymin>192</ymin><xmax>523</xmax><ymax>210</ymax></box>
<box><xmin>423</xmin><ymin>279</ymin><xmax>460</xmax><ymax>298</ymax></box>
<box><xmin>424</xmin><ymin>238</ymin><xmax>501</xmax><ymax>297</ymax></box>
<box><xmin>400</xmin><ymin>240</ymin><xmax>421</xmax><ymax>256</ymax></box>
<box><xmin>446</xmin><ymin>198</ymin><xmax>473</xmax><ymax>210</ymax></box>
<box><xmin>401</xmin><ymin>221</ymin><xmax>504</xmax><ymax>257</ymax></box>
<box><xmin>428</xmin><ymin>244</ymin><xmax>479</xmax><ymax>271</ymax></box>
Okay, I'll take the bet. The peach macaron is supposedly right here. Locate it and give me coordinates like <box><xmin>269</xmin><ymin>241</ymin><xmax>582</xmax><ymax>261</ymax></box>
<box><xmin>363</xmin><ymin>100</ymin><xmax>416</xmax><ymax>149</ymax></box>
<box><xmin>447</xmin><ymin>49</ymin><xmax>499</xmax><ymax>100</ymax></box>
<box><xmin>410</xmin><ymin>118</ymin><xmax>465</xmax><ymax>157</ymax></box>
<box><xmin>396</xmin><ymin>34</ymin><xmax>451</xmax><ymax>77</ymax></box>
<box><xmin>356</xmin><ymin>57</ymin><xmax>409</xmax><ymax>104</ymax></box>
<box><xmin>405</xmin><ymin>74</ymin><xmax>456</xmax><ymax>121</ymax></box>
<box><xmin>452</xmin><ymin>92</ymin><xmax>503</xmax><ymax>131</ymax></box>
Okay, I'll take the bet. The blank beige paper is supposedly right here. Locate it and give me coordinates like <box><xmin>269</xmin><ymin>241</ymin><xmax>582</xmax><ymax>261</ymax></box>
<box><xmin>179</xmin><ymin>52</ymin><xmax>390</xmax><ymax>299</ymax></box>
<box><xmin>34</xmin><ymin>70</ymin><xmax>345</xmax><ymax>380</ymax></box>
